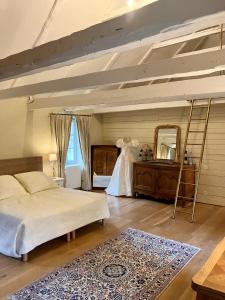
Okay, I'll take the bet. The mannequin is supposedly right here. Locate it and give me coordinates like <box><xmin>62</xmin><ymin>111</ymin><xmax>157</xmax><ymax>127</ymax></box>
<box><xmin>106</xmin><ymin>137</ymin><xmax>139</xmax><ymax>197</ymax></box>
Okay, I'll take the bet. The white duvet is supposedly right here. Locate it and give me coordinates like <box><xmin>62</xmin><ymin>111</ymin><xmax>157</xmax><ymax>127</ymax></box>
<box><xmin>0</xmin><ymin>188</ymin><xmax>110</xmax><ymax>258</ymax></box>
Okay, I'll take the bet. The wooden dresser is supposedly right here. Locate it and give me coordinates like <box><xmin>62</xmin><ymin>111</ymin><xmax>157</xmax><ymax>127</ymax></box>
<box><xmin>133</xmin><ymin>161</ymin><xmax>195</xmax><ymax>200</ymax></box>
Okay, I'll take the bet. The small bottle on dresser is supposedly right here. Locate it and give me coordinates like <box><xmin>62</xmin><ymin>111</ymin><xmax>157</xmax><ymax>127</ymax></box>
<box><xmin>187</xmin><ymin>151</ymin><xmax>193</xmax><ymax>165</ymax></box>
<box><xmin>184</xmin><ymin>150</ymin><xmax>188</xmax><ymax>164</ymax></box>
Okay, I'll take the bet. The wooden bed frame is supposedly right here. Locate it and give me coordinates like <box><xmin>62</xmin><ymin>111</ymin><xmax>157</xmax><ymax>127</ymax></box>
<box><xmin>0</xmin><ymin>156</ymin><xmax>43</xmax><ymax>175</ymax></box>
<box><xmin>0</xmin><ymin>156</ymin><xmax>104</xmax><ymax>262</ymax></box>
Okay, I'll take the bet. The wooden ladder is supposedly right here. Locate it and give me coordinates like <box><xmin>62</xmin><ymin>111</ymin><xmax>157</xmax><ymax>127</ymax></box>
<box><xmin>172</xmin><ymin>98</ymin><xmax>212</xmax><ymax>222</ymax></box>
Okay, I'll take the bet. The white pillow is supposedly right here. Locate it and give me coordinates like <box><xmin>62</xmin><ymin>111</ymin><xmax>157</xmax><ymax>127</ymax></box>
<box><xmin>15</xmin><ymin>171</ymin><xmax>58</xmax><ymax>194</ymax></box>
<box><xmin>0</xmin><ymin>175</ymin><xmax>28</xmax><ymax>200</ymax></box>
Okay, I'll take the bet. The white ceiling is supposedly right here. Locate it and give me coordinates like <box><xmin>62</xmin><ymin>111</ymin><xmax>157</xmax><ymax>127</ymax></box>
<box><xmin>0</xmin><ymin>0</ymin><xmax>157</xmax><ymax>59</ymax></box>
<box><xmin>0</xmin><ymin>0</ymin><xmax>224</xmax><ymax>113</ymax></box>
<box><xmin>0</xmin><ymin>0</ymin><xmax>158</xmax><ymax>93</ymax></box>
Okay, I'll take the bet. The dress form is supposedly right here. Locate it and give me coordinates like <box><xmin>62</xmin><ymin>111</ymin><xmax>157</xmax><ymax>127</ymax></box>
<box><xmin>105</xmin><ymin>138</ymin><xmax>139</xmax><ymax>197</ymax></box>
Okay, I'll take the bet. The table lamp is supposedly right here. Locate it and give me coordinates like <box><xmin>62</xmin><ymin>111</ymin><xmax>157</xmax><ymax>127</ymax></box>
<box><xmin>49</xmin><ymin>153</ymin><xmax>57</xmax><ymax>177</ymax></box>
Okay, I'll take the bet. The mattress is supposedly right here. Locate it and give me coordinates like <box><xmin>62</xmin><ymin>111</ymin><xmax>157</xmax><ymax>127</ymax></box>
<box><xmin>0</xmin><ymin>188</ymin><xmax>110</xmax><ymax>258</ymax></box>
<box><xmin>93</xmin><ymin>175</ymin><xmax>111</xmax><ymax>188</ymax></box>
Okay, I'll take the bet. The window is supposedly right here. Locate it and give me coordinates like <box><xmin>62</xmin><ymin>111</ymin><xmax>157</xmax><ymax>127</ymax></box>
<box><xmin>66</xmin><ymin>120</ymin><xmax>82</xmax><ymax>166</ymax></box>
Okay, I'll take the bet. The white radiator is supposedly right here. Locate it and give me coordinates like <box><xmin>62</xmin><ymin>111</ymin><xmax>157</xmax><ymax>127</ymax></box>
<box><xmin>65</xmin><ymin>165</ymin><xmax>81</xmax><ymax>189</ymax></box>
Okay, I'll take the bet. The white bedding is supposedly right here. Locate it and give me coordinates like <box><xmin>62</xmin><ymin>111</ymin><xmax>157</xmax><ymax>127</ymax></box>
<box><xmin>0</xmin><ymin>188</ymin><xmax>110</xmax><ymax>258</ymax></box>
<box><xmin>93</xmin><ymin>175</ymin><xmax>111</xmax><ymax>188</ymax></box>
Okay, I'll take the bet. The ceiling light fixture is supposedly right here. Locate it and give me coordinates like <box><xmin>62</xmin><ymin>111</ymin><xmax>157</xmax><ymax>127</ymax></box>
<box><xmin>128</xmin><ymin>0</ymin><xmax>135</xmax><ymax>7</ymax></box>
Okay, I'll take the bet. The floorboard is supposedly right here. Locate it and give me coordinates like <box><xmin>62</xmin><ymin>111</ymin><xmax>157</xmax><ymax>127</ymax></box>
<box><xmin>0</xmin><ymin>194</ymin><xmax>224</xmax><ymax>300</ymax></box>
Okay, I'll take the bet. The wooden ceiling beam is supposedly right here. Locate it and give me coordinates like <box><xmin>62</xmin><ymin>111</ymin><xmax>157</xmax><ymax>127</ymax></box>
<box><xmin>174</xmin><ymin>46</ymin><xmax>225</xmax><ymax>59</ymax></box>
<box><xmin>152</xmin><ymin>25</ymin><xmax>225</xmax><ymax>49</ymax></box>
<box><xmin>118</xmin><ymin>44</ymin><xmax>154</xmax><ymax>89</ymax></box>
<box><xmin>29</xmin><ymin>75</ymin><xmax>225</xmax><ymax>110</ymax></box>
<box><xmin>1</xmin><ymin>48</ymin><xmax>225</xmax><ymax>100</ymax></box>
<box><xmin>0</xmin><ymin>0</ymin><xmax>224</xmax><ymax>81</ymax></box>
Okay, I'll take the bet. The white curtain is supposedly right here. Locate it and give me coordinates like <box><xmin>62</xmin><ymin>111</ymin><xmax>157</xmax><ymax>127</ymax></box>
<box><xmin>50</xmin><ymin>114</ymin><xmax>73</xmax><ymax>180</ymax></box>
<box><xmin>76</xmin><ymin>116</ymin><xmax>92</xmax><ymax>190</ymax></box>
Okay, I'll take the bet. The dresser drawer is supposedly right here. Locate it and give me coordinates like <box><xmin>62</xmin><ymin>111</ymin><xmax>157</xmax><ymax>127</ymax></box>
<box><xmin>133</xmin><ymin>164</ymin><xmax>155</xmax><ymax>194</ymax></box>
<box><xmin>155</xmin><ymin>169</ymin><xmax>179</xmax><ymax>199</ymax></box>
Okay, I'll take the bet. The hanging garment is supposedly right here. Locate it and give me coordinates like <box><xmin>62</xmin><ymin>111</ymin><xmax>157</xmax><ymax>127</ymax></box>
<box><xmin>105</xmin><ymin>138</ymin><xmax>139</xmax><ymax>197</ymax></box>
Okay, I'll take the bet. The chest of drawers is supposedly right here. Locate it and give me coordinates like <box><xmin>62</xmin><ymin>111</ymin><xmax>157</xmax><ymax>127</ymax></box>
<box><xmin>133</xmin><ymin>161</ymin><xmax>195</xmax><ymax>201</ymax></box>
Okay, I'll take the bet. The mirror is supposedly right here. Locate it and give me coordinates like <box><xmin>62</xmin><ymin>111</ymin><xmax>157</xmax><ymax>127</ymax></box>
<box><xmin>154</xmin><ymin>125</ymin><xmax>181</xmax><ymax>162</ymax></box>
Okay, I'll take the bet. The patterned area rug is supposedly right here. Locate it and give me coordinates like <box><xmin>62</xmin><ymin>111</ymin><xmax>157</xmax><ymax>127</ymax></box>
<box><xmin>10</xmin><ymin>228</ymin><xmax>200</xmax><ymax>300</ymax></box>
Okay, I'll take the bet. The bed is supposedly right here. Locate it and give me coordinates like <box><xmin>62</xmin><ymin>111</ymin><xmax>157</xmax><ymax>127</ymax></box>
<box><xmin>0</xmin><ymin>157</ymin><xmax>110</xmax><ymax>261</ymax></box>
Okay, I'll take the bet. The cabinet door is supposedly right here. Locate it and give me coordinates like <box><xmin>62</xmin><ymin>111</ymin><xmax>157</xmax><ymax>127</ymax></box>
<box><xmin>105</xmin><ymin>150</ymin><xmax>118</xmax><ymax>175</ymax></box>
<box><xmin>155</xmin><ymin>169</ymin><xmax>179</xmax><ymax>199</ymax></box>
<box><xmin>133</xmin><ymin>165</ymin><xmax>155</xmax><ymax>193</ymax></box>
<box><xmin>92</xmin><ymin>148</ymin><xmax>106</xmax><ymax>175</ymax></box>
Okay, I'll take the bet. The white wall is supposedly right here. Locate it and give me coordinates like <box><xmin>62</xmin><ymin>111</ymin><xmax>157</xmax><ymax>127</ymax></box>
<box><xmin>0</xmin><ymin>99</ymin><xmax>60</xmax><ymax>175</ymax></box>
<box><xmin>0</xmin><ymin>98</ymin><xmax>32</xmax><ymax>158</ymax></box>
<box><xmin>90</xmin><ymin>114</ymin><xmax>103</xmax><ymax>145</ymax></box>
<box><xmin>0</xmin><ymin>98</ymin><xmax>103</xmax><ymax>181</ymax></box>
<box><xmin>102</xmin><ymin>104</ymin><xmax>225</xmax><ymax>207</ymax></box>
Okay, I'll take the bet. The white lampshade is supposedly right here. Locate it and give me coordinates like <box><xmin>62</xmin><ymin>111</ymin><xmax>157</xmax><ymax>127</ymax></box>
<box><xmin>49</xmin><ymin>153</ymin><xmax>57</xmax><ymax>162</ymax></box>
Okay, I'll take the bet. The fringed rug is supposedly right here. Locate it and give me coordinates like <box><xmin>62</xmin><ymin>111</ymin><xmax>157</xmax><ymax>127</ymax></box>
<box><xmin>10</xmin><ymin>228</ymin><xmax>200</xmax><ymax>300</ymax></box>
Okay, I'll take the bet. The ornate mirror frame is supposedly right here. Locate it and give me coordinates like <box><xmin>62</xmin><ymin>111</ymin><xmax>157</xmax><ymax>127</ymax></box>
<box><xmin>153</xmin><ymin>125</ymin><xmax>181</xmax><ymax>162</ymax></box>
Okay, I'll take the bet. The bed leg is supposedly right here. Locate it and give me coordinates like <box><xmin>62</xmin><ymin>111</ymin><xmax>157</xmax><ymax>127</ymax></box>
<box><xmin>71</xmin><ymin>230</ymin><xmax>76</xmax><ymax>240</ymax></box>
<box><xmin>21</xmin><ymin>253</ymin><xmax>28</xmax><ymax>262</ymax></box>
<box><xmin>66</xmin><ymin>233</ymin><xmax>71</xmax><ymax>242</ymax></box>
<box><xmin>101</xmin><ymin>219</ymin><xmax>105</xmax><ymax>226</ymax></box>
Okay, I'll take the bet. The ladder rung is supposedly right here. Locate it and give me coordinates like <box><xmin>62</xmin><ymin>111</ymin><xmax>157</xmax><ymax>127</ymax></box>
<box><xmin>174</xmin><ymin>210</ymin><xmax>193</xmax><ymax>215</ymax></box>
<box><xmin>189</xmin><ymin>131</ymin><xmax>205</xmax><ymax>133</ymax></box>
<box><xmin>180</xmin><ymin>181</ymin><xmax>196</xmax><ymax>186</ymax></box>
<box><xmin>187</xmin><ymin>143</ymin><xmax>203</xmax><ymax>146</ymax></box>
<box><xmin>190</xmin><ymin>156</ymin><xmax>201</xmax><ymax>159</ymax></box>
<box><xmin>191</xmin><ymin>118</ymin><xmax>207</xmax><ymax>121</ymax></box>
<box><xmin>193</xmin><ymin>105</ymin><xmax>209</xmax><ymax>109</ymax></box>
<box><xmin>178</xmin><ymin>196</ymin><xmax>194</xmax><ymax>201</ymax></box>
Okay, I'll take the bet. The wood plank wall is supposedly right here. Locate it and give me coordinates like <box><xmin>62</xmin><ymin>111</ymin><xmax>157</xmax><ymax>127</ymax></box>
<box><xmin>102</xmin><ymin>103</ymin><xmax>225</xmax><ymax>206</ymax></box>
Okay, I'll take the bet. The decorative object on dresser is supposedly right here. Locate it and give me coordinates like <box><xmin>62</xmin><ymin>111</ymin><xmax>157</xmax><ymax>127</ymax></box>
<box><xmin>52</xmin><ymin>176</ymin><xmax>64</xmax><ymax>187</ymax></box>
<box><xmin>91</xmin><ymin>145</ymin><xmax>120</xmax><ymax>188</ymax></box>
<box><xmin>192</xmin><ymin>237</ymin><xmax>225</xmax><ymax>300</ymax></box>
<box><xmin>133</xmin><ymin>161</ymin><xmax>195</xmax><ymax>201</ymax></box>
<box><xmin>139</xmin><ymin>144</ymin><xmax>153</xmax><ymax>161</ymax></box>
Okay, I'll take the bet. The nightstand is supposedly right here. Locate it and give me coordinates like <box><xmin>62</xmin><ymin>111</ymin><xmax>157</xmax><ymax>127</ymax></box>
<box><xmin>52</xmin><ymin>177</ymin><xmax>64</xmax><ymax>187</ymax></box>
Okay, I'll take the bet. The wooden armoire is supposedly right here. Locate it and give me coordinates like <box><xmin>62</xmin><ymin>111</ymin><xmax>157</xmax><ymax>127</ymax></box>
<box><xmin>91</xmin><ymin>145</ymin><xmax>120</xmax><ymax>184</ymax></box>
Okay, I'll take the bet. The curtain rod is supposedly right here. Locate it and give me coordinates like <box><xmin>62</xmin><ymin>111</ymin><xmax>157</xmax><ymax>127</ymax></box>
<box><xmin>49</xmin><ymin>113</ymin><xmax>92</xmax><ymax>117</ymax></box>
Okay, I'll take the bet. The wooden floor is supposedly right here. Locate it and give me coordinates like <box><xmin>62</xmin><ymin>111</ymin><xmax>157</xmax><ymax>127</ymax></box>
<box><xmin>0</xmin><ymin>194</ymin><xmax>225</xmax><ymax>300</ymax></box>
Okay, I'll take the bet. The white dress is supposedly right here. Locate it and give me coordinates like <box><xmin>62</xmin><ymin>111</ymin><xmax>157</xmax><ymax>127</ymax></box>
<box><xmin>106</xmin><ymin>139</ymin><xmax>139</xmax><ymax>197</ymax></box>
